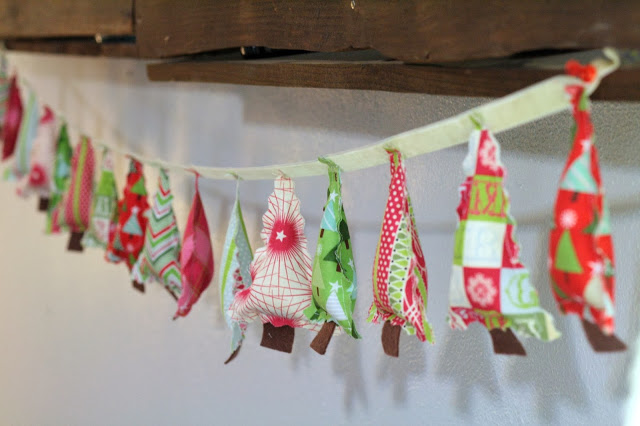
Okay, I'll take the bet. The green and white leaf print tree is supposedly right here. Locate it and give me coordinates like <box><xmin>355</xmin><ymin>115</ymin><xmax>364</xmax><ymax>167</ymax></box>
<box><xmin>305</xmin><ymin>158</ymin><xmax>359</xmax><ymax>354</ymax></box>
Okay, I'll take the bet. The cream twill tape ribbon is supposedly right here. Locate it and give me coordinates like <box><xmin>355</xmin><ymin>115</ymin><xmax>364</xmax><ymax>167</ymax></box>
<box><xmin>8</xmin><ymin>48</ymin><xmax>620</xmax><ymax>181</ymax></box>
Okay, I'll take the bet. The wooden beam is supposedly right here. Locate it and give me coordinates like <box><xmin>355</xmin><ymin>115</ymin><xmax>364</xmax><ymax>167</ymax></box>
<box><xmin>136</xmin><ymin>0</ymin><xmax>640</xmax><ymax>62</ymax></box>
<box><xmin>4</xmin><ymin>39</ymin><xmax>139</xmax><ymax>58</ymax></box>
<box><xmin>146</xmin><ymin>59</ymin><xmax>640</xmax><ymax>101</ymax></box>
<box><xmin>0</xmin><ymin>0</ymin><xmax>133</xmax><ymax>38</ymax></box>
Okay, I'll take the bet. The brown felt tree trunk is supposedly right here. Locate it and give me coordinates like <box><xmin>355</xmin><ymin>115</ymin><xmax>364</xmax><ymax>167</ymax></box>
<box><xmin>582</xmin><ymin>319</ymin><xmax>626</xmax><ymax>352</ymax></box>
<box><xmin>37</xmin><ymin>196</ymin><xmax>49</xmax><ymax>212</ymax></box>
<box><xmin>261</xmin><ymin>322</ymin><xmax>295</xmax><ymax>353</ymax></box>
<box><xmin>381</xmin><ymin>321</ymin><xmax>402</xmax><ymax>357</ymax></box>
<box><xmin>67</xmin><ymin>231</ymin><xmax>84</xmax><ymax>252</ymax></box>
<box><xmin>131</xmin><ymin>281</ymin><xmax>145</xmax><ymax>293</ymax></box>
<box><xmin>310</xmin><ymin>322</ymin><xmax>336</xmax><ymax>355</ymax></box>
<box><xmin>489</xmin><ymin>328</ymin><xmax>526</xmax><ymax>356</ymax></box>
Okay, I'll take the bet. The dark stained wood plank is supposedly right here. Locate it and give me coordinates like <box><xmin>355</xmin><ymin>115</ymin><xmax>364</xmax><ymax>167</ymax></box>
<box><xmin>4</xmin><ymin>39</ymin><xmax>139</xmax><ymax>58</ymax></box>
<box><xmin>146</xmin><ymin>59</ymin><xmax>640</xmax><ymax>101</ymax></box>
<box><xmin>136</xmin><ymin>0</ymin><xmax>640</xmax><ymax>62</ymax></box>
<box><xmin>0</xmin><ymin>0</ymin><xmax>133</xmax><ymax>38</ymax></box>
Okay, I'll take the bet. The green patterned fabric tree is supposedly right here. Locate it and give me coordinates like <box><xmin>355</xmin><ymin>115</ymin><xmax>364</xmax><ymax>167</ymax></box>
<box><xmin>305</xmin><ymin>158</ymin><xmax>359</xmax><ymax>354</ymax></box>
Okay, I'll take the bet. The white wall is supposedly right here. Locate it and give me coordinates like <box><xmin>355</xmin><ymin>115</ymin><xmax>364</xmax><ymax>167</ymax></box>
<box><xmin>1</xmin><ymin>52</ymin><xmax>639</xmax><ymax>426</ymax></box>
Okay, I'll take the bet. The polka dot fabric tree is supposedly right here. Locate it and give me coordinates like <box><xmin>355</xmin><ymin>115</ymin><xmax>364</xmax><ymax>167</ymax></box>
<box><xmin>368</xmin><ymin>149</ymin><xmax>433</xmax><ymax>357</ymax></box>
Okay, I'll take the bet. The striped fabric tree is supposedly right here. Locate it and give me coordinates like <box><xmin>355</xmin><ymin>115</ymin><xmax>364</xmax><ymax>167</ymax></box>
<box><xmin>132</xmin><ymin>169</ymin><xmax>182</xmax><ymax>299</ymax></box>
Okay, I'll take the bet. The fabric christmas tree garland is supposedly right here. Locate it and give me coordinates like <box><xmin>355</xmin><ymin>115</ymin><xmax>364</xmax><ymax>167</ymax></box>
<box><xmin>229</xmin><ymin>176</ymin><xmax>321</xmax><ymax>353</ymax></box>
<box><xmin>82</xmin><ymin>148</ymin><xmax>118</xmax><ymax>248</ymax></box>
<box><xmin>174</xmin><ymin>176</ymin><xmax>214</xmax><ymax>319</ymax></box>
<box><xmin>368</xmin><ymin>149</ymin><xmax>433</xmax><ymax>357</ymax></box>
<box><xmin>105</xmin><ymin>159</ymin><xmax>150</xmax><ymax>291</ymax></box>
<box><xmin>448</xmin><ymin>128</ymin><xmax>560</xmax><ymax>355</ymax></box>
<box><xmin>219</xmin><ymin>185</ymin><xmax>252</xmax><ymax>363</ymax></box>
<box><xmin>305</xmin><ymin>158</ymin><xmax>359</xmax><ymax>355</ymax></box>
<box><xmin>548</xmin><ymin>82</ymin><xmax>626</xmax><ymax>352</ymax></box>
<box><xmin>132</xmin><ymin>169</ymin><xmax>182</xmax><ymax>300</ymax></box>
<box><xmin>46</xmin><ymin>123</ymin><xmax>72</xmax><ymax>234</ymax></box>
<box><xmin>5</xmin><ymin>90</ymin><xmax>39</xmax><ymax>181</ymax></box>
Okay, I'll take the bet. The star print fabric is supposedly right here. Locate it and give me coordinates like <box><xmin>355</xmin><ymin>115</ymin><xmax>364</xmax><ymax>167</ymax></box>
<box><xmin>368</xmin><ymin>150</ymin><xmax>434</xmax><ymax>343</ymax></box>
<box><xmin>228</xmin><ymin>176</ymin><xmax>321</xmax><ymax>332</ymax></box>
<box><xmin>549</xmin><ymin>85</ymin><xmax>619</xmax><ymax>339</ymax></box>
<box><xmin>448</xmin><ymin>129</ymin><xmax>560</xmax><ymax>343</ymax></box>
<box><xmin>174</xmin><ymin>177</ymin><xmax>214</xmax><ymax>319</ymax></box>
<box><xmin>16</xmin><ymin>106</ymin><xmax>57</xmax><ymax>198</ymax></box>
<box><xmin>131</xmin><ymin>169</ymin><xmax>182</xmax><ymax>297</ymax></box>
<box><xmin>82</xmin><ymin>148</ymin><xmax>118</xmax><ymax>248</ymax></box>
<box><xmin>304</xmin><ymin>159</ymin><xmax>359</xmax><ymax>339</ymax></box>
<box><xmin>45</xmin><ymin>123</ymin><xmax>72</xmax><ymax>234</ymax></box>
<box><xmin>105</xmin><ymin>159</ymin><xmax>149</xmax><ymax>272</ymax></box>
<box><xmin>219</xmin><ymin>187</ymin><xmax>252</xmax><ymax>362</ymax></box>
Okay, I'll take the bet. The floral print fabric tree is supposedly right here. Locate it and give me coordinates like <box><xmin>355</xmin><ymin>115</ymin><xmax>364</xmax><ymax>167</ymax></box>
<box><xmin>1</xmin><ymin>76</ymin><xmax>23</xmax><ymax>160</ymax></box>
<box><xmin>229</xmin><ymin>176</ymin><xmax>321</xmax><ymax>353</ymax></box>
<box><xmin>448</xmin><ymin>128</ymin><xmax>560</xmax><ymax>355</ymax></box>
<box><xmin>304</xmin><ymin>159</ymin><xmax>359</xmax><ymax>354</ymax></box>
<box><xmin>105</xmin><ymin>159</ymin><xmax>150</xmax><ymax>291</ymax></box>
<box><xmin>369</xmin><ymin>150</ymin><xmax>433</xmax><ymax>357</ymax></box>
<box><xmin>549</xmin><ymin>83</ymin><xmax>625</xmax><ymax>352</ymax></box>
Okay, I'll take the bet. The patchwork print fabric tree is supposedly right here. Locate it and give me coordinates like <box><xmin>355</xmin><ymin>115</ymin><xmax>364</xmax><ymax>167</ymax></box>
<box><xmin>369</xmin><ymin>150</ymin><xmax>433</xmax><ymax>357</ymax></box>
<box><xmin>45</xmin><ymin>123</ymin><xmax>72</xmax><ymax>234</ymax></box>
<box><xmin>174</xmin><ymin>176</ymin><xmax>214</xmax><ymax>319</ymax></box>
<box><xmin>132</xmin><ymin>169</ymin><xmax>182</xmax><ymax>300</ymax></box>
<box><xmin>549</xmin><ymin>84</ymin><xmax>625</xmax><ymax>352</ymax></box>
<box><xmin>82</xmin><ymin>148</ymin><xmax>118</xmax><ymax>249</ymax></box>
<box><xmin>16</xmin><ymin>106</ymin><xmax>57</xmax><ymax>208</ymax></box>
<box><xmin>105</xmin><ymin>159</ymin><xmax>150</xmax><ymax>291</ymax></box>
<box><xmin>229</xmin><ymin>176</ymin><xmax>321</xmax><ymax>353</ymax></box>
<box><xmin>448</xmin><ymin>129</ymin><xmax>560</xmax><ymax>355</ymax></box>
<box><xmin>219</xmin><ymin>187</ymin><xmax>252</xmax><ymax>363</ymax></box>
<box><xmin>304</xmin><ymin>159</ymin><xmax>359</xmax><ymax>355</ymax></box>
<box><xmin>5</xmin><ymin>90</ymin><xmax>39</xmax><ymax>181</ymax></box>
<box><xmin>59</xmin><ymin>136</ymin><xmax>95</xmax><ymax>251</ymax></box>
<box><xmin>1</xmin><ymin>76</ymin><xmax>23</xmax><ymax>160</ymax></box>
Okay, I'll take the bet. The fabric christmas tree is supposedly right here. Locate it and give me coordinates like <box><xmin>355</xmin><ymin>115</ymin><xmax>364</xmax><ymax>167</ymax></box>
<box><xmin>131</xmin><ymin>169</ymin><xmax>182</xmax><ymax>299</ymax></box>
<box><xmin>228</xmin><ymin>176</ymin><xmax>321</xmax><ymax>353</ymax></box>
<box><xmin>219</xmin><ymin>185</ymin><xmax>253</xmax><ymax>363</ymax></box>
<box><xmin>0</xmin><ymin>55</ymin><xmax>7</xmax><ymax>127</ymax></box>
<box><xmin>448</xmin><ymin>128</ymin><xmax>560</xmax><ymax>356</ymax></box>
<box><xmin>45</xmin><ymin>123</ymin><xmax>72</xmax><ymax>234</ymax></box>
<box><xmin>5</xmin><ymin>90</ymin><xmax>39</xmax><ymax>181</ymax></box>
<box><xmin>549</xmin><ymin>83</ymin><xmax>625</xmax><ymax>352</ymax></box>
<box><xmin>1</xmin><ymin>75</ymin><xmax>23</xmax><ymax>160</ymax></box>
<box><xmin>59</xmin><ymin>136</ymin><xmax>95</xmax><ymax>251</ymax></box>
<box><xmin>304</xmin><ymin>158</ymin><xmax>360</xmax><ymax>355</ymax></box>
<box><xmin>16</xmin><ymin>106</ymin><xmax>57</xmax><ymax>207</ymax></box>
<box><xmin>105</xmin><ymin>159</ymin><xmax>150</xmax><ymax>291</ymax></box>
<box><xmin>368</xmin><ymin>149</ymin><xmax>433</xmax><ymax>357</ymax></box>
<box><xmin>174</xmin><ymin>176</ymin><xmax>214</xmax><ymax>319</ymax></box>
<box><xmin>82</xmin><ymin>148</ymin><xmax>118</xmax><ymax>248</ymax></box>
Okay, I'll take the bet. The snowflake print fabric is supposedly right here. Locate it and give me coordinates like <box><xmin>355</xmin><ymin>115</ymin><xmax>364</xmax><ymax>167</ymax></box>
<box><xmin>219</xmin><ymin>186</ymin><xmax>253</xmax><ymax>363</ymax></box>
<box><xmin>549</xmin><ymin>84</ymin><xmax>625</xmax><ymax>352</ymax></box>
<box><xmin>82</xmin><ymin>148</ymin><xmax>118</xmax><ymax>249</ymax></box>
<box><xmin>174</xmin><ymin>177</ymin><xmax>214</xmax><ymax>319</ymax></box>
<box><xmin>46</xmin><ymin>123</ymin><xmax>72</xmax><ymax>234</ymax></box>
<box><xmin>228</xmin><ymin>176</ymin><xmax>320</xmax><ymax>353</ymax></box>
<box><xmin>16</xmin><ymin>106</ymin><xmax>57</xmax><ymax>199</ymax></box>
<box><xmin>1</xmin><ymin>75</ymin><xmax>23</xmax><ymax>160</ymax></box>
<box><xmin>304</xmin><ymin>159</ymin><xmax>359</xmax><ymax>354</ymax></box>
<box><xmin>5</xmin><ymin>90</ymin><xmax>39</xmax><ymax>181</ymax></box>
<box><xmin>131</xmin><ymin>169</ymin><xmax>182</xmax><ymax>298</ymax></box>
<box><xmin>448</xmin><ymin>129</ymin><xmax>559</xmax><ymax>355</ymax></box>
<box><xmin>59</xmin><ymin>136</ymin><xmax>95</xmax><ymax>251</ymax></box>
<box><xmin>105</xmin><ymin>159</ymin><xmax>150</xmax><ymax>279</ymax></box>
<box><xmin>368</xmin><ymin>149</ymin><xmax>433</xmax><ymax>355</ymax></box>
